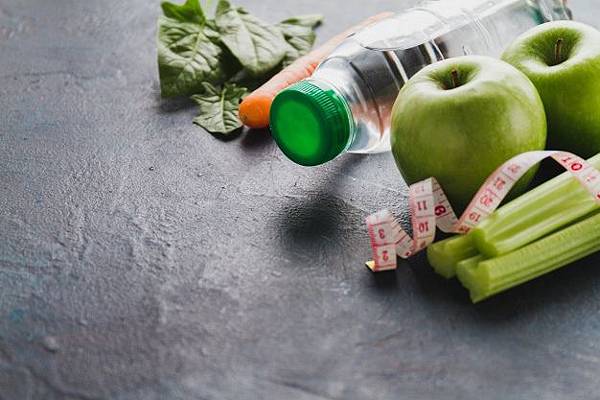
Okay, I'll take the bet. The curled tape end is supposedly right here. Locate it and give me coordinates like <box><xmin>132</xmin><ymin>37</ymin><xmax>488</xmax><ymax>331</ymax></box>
<box><xmin>366</xmin><ymin>260</ymin><xmax>397</xmax><ymax>272</ymax></box>
<box><xmin>365</xmin><ymin>260</ymin><xmax>376</xmax><ymax>272</ymax></box>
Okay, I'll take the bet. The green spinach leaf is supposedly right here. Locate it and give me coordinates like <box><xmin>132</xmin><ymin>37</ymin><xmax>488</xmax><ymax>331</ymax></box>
<box><xmin>215</xmin><ymin>0</ymin><xmax>288</xmax><ymax>76</ymax></box>
<box><xmin>279</xmin><ymin>14</ymin><xmax>323</xmax><ymax>29</ymax></box>
<box><xmin>158</xmin><ymin>16</ymin><xmax>228</xmax><ymax>97</ymax></box>
<box><xmin>278</xmin><ymin>15</ymin><xmax>323</xmax><ymax>66</ymax></box>
<box><xmin>278</xmin><ymin>25</ymin><xmax>315</xmax><ymax>66</ymax></box>
<box><xmin>157</xmin><ymin>0</ymin><xmax>323</xmax><ymax>134</ymax></box>
<box><xmin>191</xmin><ymin>82</ymin><xmax>249</xmax><ymax>134</ymax></box>
<box><xmin>161</xmin><ymin>0</ymin><xmax>206</xmax><ymax>24</ymax></box>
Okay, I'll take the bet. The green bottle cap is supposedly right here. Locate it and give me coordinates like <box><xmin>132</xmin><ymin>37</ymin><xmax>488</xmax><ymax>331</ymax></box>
<box><xmin>270</xmin><ymin>81</ymin><xmax>353</xmax><ymax>166</ymax></box>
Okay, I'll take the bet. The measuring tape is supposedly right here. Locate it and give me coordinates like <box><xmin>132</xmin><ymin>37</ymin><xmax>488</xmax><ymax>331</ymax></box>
<box><xmin>365</xmin><ymin>150</ymin><xmax>600</xmax><ymax>272</ymax></box>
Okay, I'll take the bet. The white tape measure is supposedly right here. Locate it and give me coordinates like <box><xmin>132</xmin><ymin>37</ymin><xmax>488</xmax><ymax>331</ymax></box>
<box><xmin>365</xmin><ymin>150</ymin><xmax>600</xmax><ymax>272</ymax></box>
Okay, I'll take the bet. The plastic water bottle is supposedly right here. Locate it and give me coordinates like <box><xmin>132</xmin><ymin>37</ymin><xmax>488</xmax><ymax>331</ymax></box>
<box><xmin>269</xmin><ymin>0</ymin><xmax>571</xmax><ymax>166</ymax></box>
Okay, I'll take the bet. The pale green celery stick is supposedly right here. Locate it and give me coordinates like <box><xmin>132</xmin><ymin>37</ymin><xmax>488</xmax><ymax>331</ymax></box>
<box><xmin>472</xmin><ymin>154</ymin><xmax>600</xmax><ymax>257</ymax></box>
<box><xmin>455</xmin><ymin>255</ymin><xmax>485</xmax><ymax>290</ymax></box>
<box><xmin>460</xmin><ymin>211</ymin><xmax>600</xmax><ymax>303</ymax></box>
<box><xmin>427</xmin><ymin>235</ymin><xmax>478</xmax><ymax>279</ymax></box>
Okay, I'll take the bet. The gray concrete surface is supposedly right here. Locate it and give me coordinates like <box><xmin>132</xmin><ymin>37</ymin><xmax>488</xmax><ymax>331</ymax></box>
<box><xmin>1</xmin><ymin>0</ymin><xmax>600</xmax><ymax>399</ymax></box>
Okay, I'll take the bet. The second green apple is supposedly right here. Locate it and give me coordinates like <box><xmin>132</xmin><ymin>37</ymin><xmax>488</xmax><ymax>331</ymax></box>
<box><xmin>502</xmin><ymin>21</ymin><xmax>600</xmax><ymax>158</ymax></box>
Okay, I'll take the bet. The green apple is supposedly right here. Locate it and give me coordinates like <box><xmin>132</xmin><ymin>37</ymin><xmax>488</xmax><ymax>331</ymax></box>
<box><xmin>502</xmin><ymin>21</ymin><xmax>600</xmax><ymax>158</ymax></box>
<box><xmin>391</xmin><ymin>56</ymin><xmax>547</xmax><ymax>212</ymax></box>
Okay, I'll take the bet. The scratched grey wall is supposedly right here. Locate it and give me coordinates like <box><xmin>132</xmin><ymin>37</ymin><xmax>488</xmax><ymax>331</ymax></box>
<box><xmin>1</xmin><ymin>1</ymin><xmax>600</xmax><ymax>399</ymax></box>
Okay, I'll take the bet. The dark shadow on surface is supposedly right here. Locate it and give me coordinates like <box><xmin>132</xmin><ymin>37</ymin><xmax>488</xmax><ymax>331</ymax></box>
<box><xmin>209</xmin><ymin>128</ymin><xmax>244</xmax><ymax>142</ymax></box>
<box><xmin>241</xmin><ymin>128</ymin><xmax>272</xmax><ymax>149</ymax></box>
<box><xmin>277</xmin><ymin>192</ymin><xmax>347</xmax><ymax>251</ymax></box>
<box><xmin>407</xmin><ymin>253</ymin><xmax>472</xmax><ymax>304</ymax></box>
<box><xmin>529</xmin><ymin>158</ymin><xmax>565</xmax><ymax>186</ymax></box>
<box><xmin>370</xmin><ymin>268</ymin><xmax>399</xmax><ymax>291</ymax></box>
<box><xmin>273</xmin><ymin>155</ymin><xmax>369</xmax><ymax>261</ymax></box>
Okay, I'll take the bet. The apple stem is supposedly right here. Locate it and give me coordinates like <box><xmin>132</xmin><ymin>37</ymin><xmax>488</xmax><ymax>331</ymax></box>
<box><xmin>451</xmin><ymin>69</ymin><xmax>459</xmax><ymax>89</ymax></box>
<box><xmin>555</xmin><ymin>38</ymin><xmax>564</xmax><ymax>65</ymax></box>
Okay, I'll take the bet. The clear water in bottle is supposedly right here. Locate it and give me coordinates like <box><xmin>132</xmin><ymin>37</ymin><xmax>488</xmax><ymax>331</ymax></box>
<box><xmin>269</xmin><ymin>0</ymin><xmax>571</xmax><ymax>166</ymax></box>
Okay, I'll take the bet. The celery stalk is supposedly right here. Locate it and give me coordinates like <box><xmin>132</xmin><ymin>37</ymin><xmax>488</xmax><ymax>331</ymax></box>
<box><xmin>471</xmin><ymin>154</ymin><xmax>600</xmax><ymax>257</ymax></box>
<box><xmin>455</xmin><ymin>255</ymin><xmax>485</xmax><ymax>289</ymax></box>
<box><xmin>459</xmin><ymin>211</ymin><xmax>600</xmax><ymax>303</ymax></box>
<box><xmin>427</xmin><ymin>235</ymin><xmax>478</xmax><ymax>278</ymax></box>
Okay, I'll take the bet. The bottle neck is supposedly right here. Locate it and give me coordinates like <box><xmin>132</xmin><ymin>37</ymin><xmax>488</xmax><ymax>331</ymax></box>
<box><xmin>305</xmin><ymin>78</ymin><xmax>357</xmax><ymax>154</ymax></box>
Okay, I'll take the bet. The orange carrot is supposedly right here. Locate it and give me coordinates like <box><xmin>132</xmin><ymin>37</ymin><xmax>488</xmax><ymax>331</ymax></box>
<box><xmin>239</xmin><ymin>12</ymin><xmax>394</xmax><ymax>129</ymax></box>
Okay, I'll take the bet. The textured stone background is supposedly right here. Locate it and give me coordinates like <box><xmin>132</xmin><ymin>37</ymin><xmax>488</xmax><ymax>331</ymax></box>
<box><xmin>1</xmin><ymin>0</ymin><xmax>600</xmax><ymax>399</ymax></box>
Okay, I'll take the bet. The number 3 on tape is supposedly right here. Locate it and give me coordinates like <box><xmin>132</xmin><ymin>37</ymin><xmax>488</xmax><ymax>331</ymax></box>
<box><xmin>365</xmin><ymin>150</ymin><xmax>600</xmax><ymax>272</ymax></box>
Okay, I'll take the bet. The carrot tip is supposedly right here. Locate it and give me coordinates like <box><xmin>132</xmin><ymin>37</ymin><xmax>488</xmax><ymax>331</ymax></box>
<box><xmin>239</xmin><ymin>95</ymin><xmax>272</xmax><ymax>129</ymax></box>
